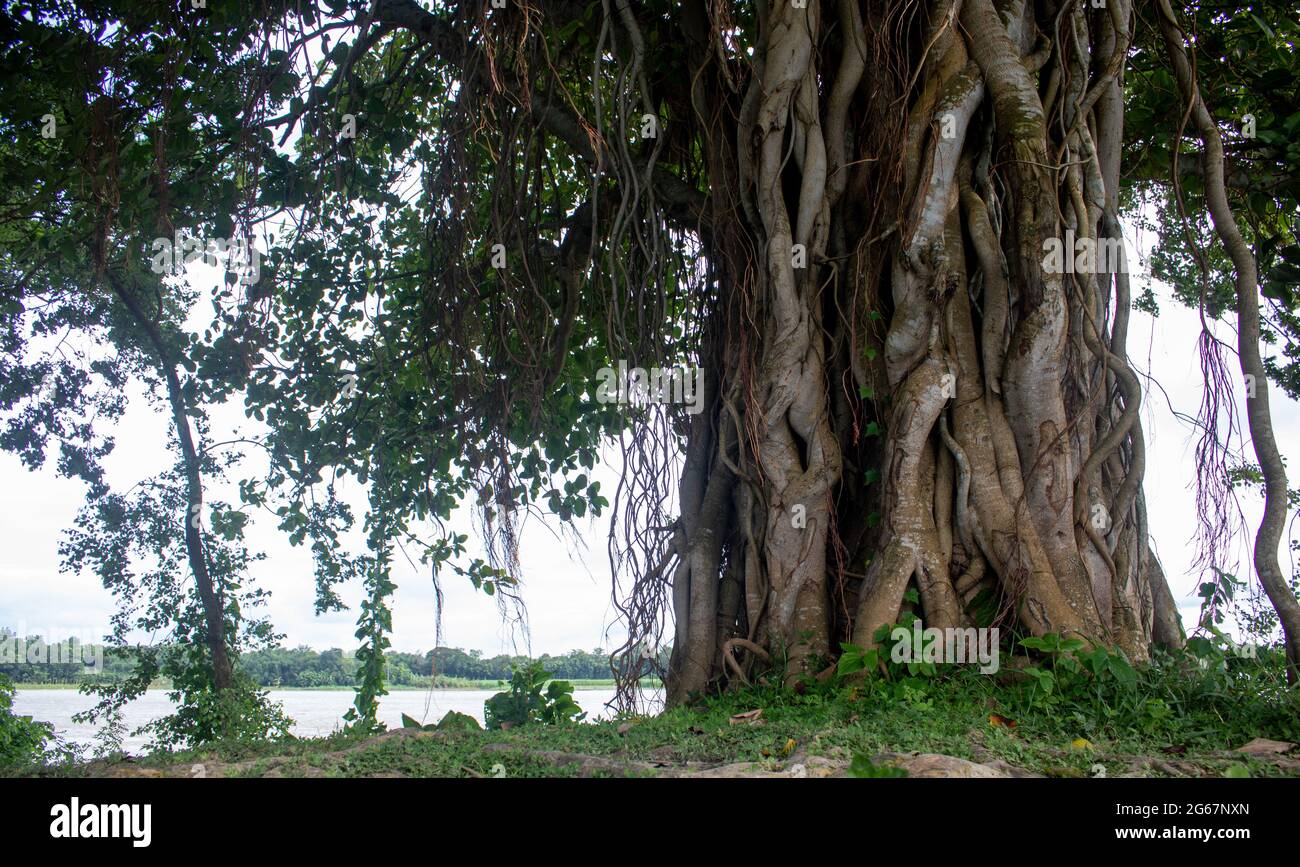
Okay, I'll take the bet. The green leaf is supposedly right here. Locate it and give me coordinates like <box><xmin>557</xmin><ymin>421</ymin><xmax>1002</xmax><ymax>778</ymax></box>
<box><xmin>434</xmin><ymin>711</ymin><xmax>482</xmax><ymax>731</ymax></box>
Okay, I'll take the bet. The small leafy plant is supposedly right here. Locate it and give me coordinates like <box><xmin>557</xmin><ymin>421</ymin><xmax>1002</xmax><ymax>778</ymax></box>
<box><xmin>400</xmin><ymin>710</ymin><xmax>482</xmax><ymax>732</ymax></box>
<box><xmin>484</xmin><ymin>662</ymin><xmax>586</xmax><ymax>730</ymax></box>
<box><xmin>1010</xmin><ymin>633</ymin><xmax>1150</xmax><ymax>738</ymax></box>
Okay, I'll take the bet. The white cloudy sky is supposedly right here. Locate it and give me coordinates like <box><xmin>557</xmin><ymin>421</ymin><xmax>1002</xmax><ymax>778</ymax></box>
<box><xmin>1</xmin><ymin>228</ymin><xmax>1296</xmax><ymax>657</ymax></box>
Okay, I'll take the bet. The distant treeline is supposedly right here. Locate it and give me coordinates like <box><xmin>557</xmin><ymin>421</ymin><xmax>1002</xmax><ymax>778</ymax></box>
<box><xmin>0</xmin><ymin>631</ymin><xmax>122</xmax><ymax>684</ymax></box>
<box><xmin>242</xmin><ymin>645</ymin><xmax>630</xmax><ymax>687</ymax></box>
<box><xmin>1</xmin><ymin>630</ymin><xmax>659</xmax><ymax>687</ymax></box>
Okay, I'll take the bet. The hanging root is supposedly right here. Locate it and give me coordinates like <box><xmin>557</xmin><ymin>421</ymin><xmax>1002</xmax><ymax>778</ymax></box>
<box><xmin>722</xmin><ymin>638</ymin><xmax>772</xmax><ymax>687</ymax></box>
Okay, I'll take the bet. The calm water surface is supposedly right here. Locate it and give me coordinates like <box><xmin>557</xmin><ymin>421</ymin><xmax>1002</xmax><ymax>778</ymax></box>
<box><xmin>13</xmin><ymin>686</ymin><xmax>663</xmax><ymax>754</ymax></box>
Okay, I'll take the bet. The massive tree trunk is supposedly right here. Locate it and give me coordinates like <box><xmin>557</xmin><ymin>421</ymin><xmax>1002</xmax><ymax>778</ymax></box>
<box><xmin>659</xmin><ymin>0</ymin><xmax>1181</xmax><ymax>703</ymax></box>
<box><xmin>358</xmin><ymin>0</ymin><xmax>1204</xmax><ymax>707</ymax></box>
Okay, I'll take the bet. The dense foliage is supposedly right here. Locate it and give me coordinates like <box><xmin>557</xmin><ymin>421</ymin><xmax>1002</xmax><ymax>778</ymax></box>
<box><xmin>0</xmin><ymin>674</ymin><xmax>51</xmax><ymax>767</ymax></box>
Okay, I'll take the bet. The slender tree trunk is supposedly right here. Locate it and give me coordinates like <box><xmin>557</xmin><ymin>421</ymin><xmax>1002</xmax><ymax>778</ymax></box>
<box><xmin>109</xmin><ymin>274</ymin><xmax>234</xmax><ymax>692</ymax></box>
<box><xmin>1156</xmin><ymin>0</ymin><xmax>1300</xmax><ymax>681</ymax></box>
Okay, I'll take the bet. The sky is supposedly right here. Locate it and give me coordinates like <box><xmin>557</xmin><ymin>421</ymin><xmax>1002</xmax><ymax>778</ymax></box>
<box><xmin>1</xmin><ymin>229</ymin><xmax>1296</xmax><ymax>659</ymax></box>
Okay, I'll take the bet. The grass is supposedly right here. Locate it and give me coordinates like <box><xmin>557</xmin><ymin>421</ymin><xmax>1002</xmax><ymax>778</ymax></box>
<box><xmin>23</xmin><ymin>651</ymin><xmax>1299</xmax><ymax>779</ymax></box>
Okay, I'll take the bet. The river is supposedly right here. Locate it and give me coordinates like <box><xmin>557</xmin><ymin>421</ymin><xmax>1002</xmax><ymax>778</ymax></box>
<box><xmin>12</xmin><ymin>686</ymin><xmax>663</xmax><ymax>755</ymax></box>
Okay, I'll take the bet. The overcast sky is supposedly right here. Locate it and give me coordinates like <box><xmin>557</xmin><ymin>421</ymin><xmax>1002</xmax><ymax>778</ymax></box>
<box><xmin>2</xmin><ymin>229</ymin><xmax>1296</xmax><ymax>658</ymax></box>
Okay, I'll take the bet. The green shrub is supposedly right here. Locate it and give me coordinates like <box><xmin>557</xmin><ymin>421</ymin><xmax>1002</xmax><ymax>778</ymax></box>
<box><xmin>484</xmin><ymin>662</ymin><xmax>586</xmax><ymax>730</ymax></box>
<box><xmin>0</xmin><ymin>674</ymin><xmax>52</xmax><ymax>768</ymax></box>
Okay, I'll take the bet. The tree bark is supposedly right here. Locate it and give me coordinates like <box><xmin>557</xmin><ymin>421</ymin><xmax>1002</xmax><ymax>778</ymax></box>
<box><xmin>646</xmin><ymin>0</ymin><xmax>1186</xmax><ymax>701</ymax></box>
<box><xmin>109</xmin><ymin>274</ymin><xmax>234</xmax><ymax>693</ymax></box>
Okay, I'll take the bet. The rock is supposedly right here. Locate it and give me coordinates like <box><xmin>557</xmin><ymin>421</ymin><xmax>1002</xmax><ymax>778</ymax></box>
<box><xmin>794</xmin><ymin>756</ymin><xmax>844</xmax><ymax>778</ymax></box>
<box><xmin>108</xmin><ymin>766</ymin><xmax>164</xmax><ymax>778</ymax></box>
<box><xmin>1044</xmin><ymin>765</ymin><xmax>1087</xmax><ymax>778</ymax></box>
<box><xmin>661</xmin><ymin>751</ymin><xmax>1029</xmax><ymax>779</ymax></box>
<box><xmin>1236</xmin><ymin>738</ymin><xmax>1296</xmax><ymax>756</ymax></box>
<box><xmin>877</xmin><ymin>752</ymin><xmax>1026</xmax><ymax>778</ymax></box>
<box><xmin>647</xmin><ymin>744</ymin><xmax>678</xmax><ymax>763</ymax></box>
<box><xmin>682</xmin><ymin>761</ymin><xmax>772</xmax><ymax>778</ymax></box>
<box><xmin>982</xmin><ymin>759</ymin><xmax>1043</xmax><ymax>778</ymax></box>
<box><xmin>481</xmin><ymin>744</ymin><xmax>654</xmax><ymax>777</ymax></box>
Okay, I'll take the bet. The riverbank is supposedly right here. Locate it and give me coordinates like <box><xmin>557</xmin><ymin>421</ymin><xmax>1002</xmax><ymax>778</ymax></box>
<box><xmin>11</xmin><ymin>684</ymin><xmax>649</xmax><ymax>753</ymax></box>
<box><xmin>16</xmin><ymin>671</ymin><xmax>1300</xmax><ymax>778</ymax></box>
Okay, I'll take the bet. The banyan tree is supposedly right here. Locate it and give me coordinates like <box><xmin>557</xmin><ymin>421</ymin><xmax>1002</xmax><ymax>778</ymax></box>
<box><xmin>5</xmin><ymin>0</ymin><xmax>1298</xmax><ymax>721</ymax></box>
<box><xmin>289</xmin><ymin>0</ymin><xmax>1294</xmax><ymax>705</ymax></box>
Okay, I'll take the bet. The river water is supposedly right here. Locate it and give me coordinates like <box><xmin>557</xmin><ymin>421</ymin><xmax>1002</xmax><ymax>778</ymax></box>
<box><xmin>12</xmin><ymin>686</ymin><xmax>663</xmax><ymax>755</ymax></box>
